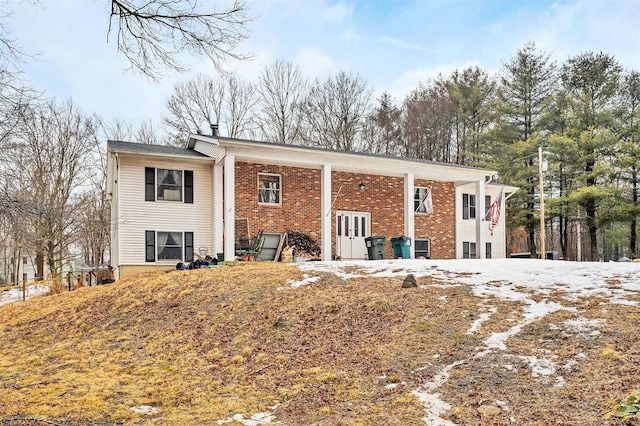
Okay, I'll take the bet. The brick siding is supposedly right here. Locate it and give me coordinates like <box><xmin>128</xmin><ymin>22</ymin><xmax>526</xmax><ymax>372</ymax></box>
<box><xmin>414</xmin><ymin>180</ymin><xmax>456</xmax><ymax>259</ymax></box>
<box><xmin>235</xmin><ymin>162</ymin><xmax>323</xmax><ymax>242</ymax></box>
<box><xmin>235</xmin><ymin>162</ymin><xmax>456</xmax><ymax>259</ymax></box>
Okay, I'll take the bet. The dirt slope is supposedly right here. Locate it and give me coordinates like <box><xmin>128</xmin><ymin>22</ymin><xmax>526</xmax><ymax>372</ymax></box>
<box><xmin>0</xmin><ymin>262</ymin><xmax>637</xmax><ymax>425</ymax></box>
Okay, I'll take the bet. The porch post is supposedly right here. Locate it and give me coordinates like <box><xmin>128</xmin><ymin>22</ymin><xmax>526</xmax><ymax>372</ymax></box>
<box><xmin>475</xmin><ymin>179</ymin><xmax>485</xmax><ymax>259</ymax></box>
<box><xmin>404</xmin><ymin>173</ymin><xmax>415</xmax><ymax>258</ymax></box>
<box><xmin>223</xmin><ymin>153</ymin><xmax>235</xmax><ymax>262</ymax></box>
<box><xmin>321</xmin><ymin>164</ymin><xmax>332</xmax><ymax>261</ymax></box>
<box><xmin>213</xmin><ymin>162</ymin><xmax>224</xmax><ymax>257</ymax></box>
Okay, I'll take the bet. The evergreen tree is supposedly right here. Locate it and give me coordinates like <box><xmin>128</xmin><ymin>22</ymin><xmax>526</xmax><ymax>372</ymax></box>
<box><xmin>615</xmin><ymin>70</ymin><xmax>640</xmax><ymax>257</ymax></box>
<box><xmin>558</xmin><ymin>51</ymin><xmax>622</xmax><ymax>260</ymax></box>
<box><xmin>446</xmin><ymin>66</ymin><xmax>496</xmax><ymax>166</ymax></box>
<box><xmin>489</xmin><ymin>42</ymin><xmax>557</xmax><ymax>257</ymax></box>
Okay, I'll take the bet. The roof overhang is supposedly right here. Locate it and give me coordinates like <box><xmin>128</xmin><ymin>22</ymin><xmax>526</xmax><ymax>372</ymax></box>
<box><xmin>187</xmin><ymin>135</ymin><xmax>496</xmax><ymax>184</ymax></box>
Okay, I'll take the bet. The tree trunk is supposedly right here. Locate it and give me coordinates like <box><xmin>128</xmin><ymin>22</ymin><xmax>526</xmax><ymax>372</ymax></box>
<box><xmin>526</xmin><ymin>212</ymin><xmax>537</xmax><ymax>258</ymax></box>
<box><xmin>632</xmin><ymin>169</ymin><xmax>638</xmax><ymax>258</ymax></box>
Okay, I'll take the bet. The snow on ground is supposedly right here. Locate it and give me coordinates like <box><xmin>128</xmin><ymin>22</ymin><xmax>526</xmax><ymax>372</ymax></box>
<box><xmin>0</xmin><ymin>284</ymin><xmax>51</xmax><ymax>307</ymax></box>
<box><xmin>292</xmin><ymin>258</ymin><xmax>640</xmax><ymax>425</ymax></box>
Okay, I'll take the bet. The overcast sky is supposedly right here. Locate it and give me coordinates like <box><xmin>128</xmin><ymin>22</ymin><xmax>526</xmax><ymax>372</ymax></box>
<box><xmin>9</xmin><ymin>0</ymin><xmax>640</xmax><ymax>133</ymax></box>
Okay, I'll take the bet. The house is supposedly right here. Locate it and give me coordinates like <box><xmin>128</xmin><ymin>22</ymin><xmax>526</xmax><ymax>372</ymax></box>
<box><xmin>106</xmin><ymin>134</ymin><xmax>517</xmax><ymax>280</ymax></box>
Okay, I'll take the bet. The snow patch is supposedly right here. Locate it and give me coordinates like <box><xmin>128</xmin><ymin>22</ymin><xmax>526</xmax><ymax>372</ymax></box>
<box><xmin>216</xmin><ymin>411</ymin><xmax>279</xmax><ymax>425</ymax></box>
<box><xmin>130</xmin><ymin>405</ymin><xmax>160</xmax><ymax>415</ymax></box>
<box><xmin>284</xmin><ymin>274</ymin><xmax>320</xmax><ymax>289</ymax></box>
<box><xmin>0</xmin><ymin>285</ymin><xmax>51</xmax><ymax>307</ymax></box>
<box><xmin>296</xmin><ymin>258</ymin><xmax>640</xmax><ymax>425</ymax></box>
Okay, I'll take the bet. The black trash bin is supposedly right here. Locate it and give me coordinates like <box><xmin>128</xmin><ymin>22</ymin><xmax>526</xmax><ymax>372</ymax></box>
<box><xmin>390</xmin><ymin>236</ymin><xmax>412</xmax><ymax>259</ymax></box>
<box><xmin>365</xmin><ymin>236</ymin><xmax>386</xmax><ymax>260</ymax></box>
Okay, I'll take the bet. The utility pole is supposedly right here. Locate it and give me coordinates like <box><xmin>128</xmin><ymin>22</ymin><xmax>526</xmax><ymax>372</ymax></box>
<box><xmin>538</xmin><ymin>146</ymin><xmax>545</xmax><ymax>259</ymax></box>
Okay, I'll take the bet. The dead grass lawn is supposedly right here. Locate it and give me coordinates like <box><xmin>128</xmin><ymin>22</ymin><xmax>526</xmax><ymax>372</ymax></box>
<box><xmin>0</xmin><ymin>262</ymin><xmax>638</xmax><ymax>425</ymax></box>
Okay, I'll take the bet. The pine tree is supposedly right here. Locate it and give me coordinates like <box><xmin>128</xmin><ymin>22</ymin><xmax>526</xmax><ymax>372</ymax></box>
<box><xmin>489</xmin><ymin>42</ymin><xmax>557</xmax><ymax>257</ymax></box>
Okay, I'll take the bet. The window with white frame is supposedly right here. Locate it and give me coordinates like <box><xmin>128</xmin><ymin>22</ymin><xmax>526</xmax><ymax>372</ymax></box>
<box><xmin>415</xmin><ymin>239</ymin><xmax>430</xmax><ymax>259</ymax></box>
<box><xmin>145</xmin><ymin>231</ymin><xmax>194</xmax><ymax>262</ymax></box>
<box><xmin>463</xmin><ymin>193</ymin><xmax>476</xmax><ymax>220</ymax></box>
<box><xmin>463</xmin><ymin>241</ymin><xmax>476</xmax><ymax>259</ymax></box>
<box><xmin>157</xmin><ymin>169</ymin><xmax>183</xmax><ymax>201</ymax></box>
<box><xmin>485</xmin><ymin>195</ymin><xmax>492</xmax><ymax>218</ymax></box>
<box><xmin>145</xmin><ymin>167</ymin><xmax>193</xmax><ymax>203</ymax></box>
<box><xmin>258</xmin><ymin>173</ymin><xmax>281</xmax><ymax>205</ymax></box>
<box><xmin>486</xmin><ymin>242</ymin><xmax>492</xmax><ymax>259</ymax></box>
<box><xmin>414</xmin><ymin>187</ymin><xmax>430</xmax><ymax>214</ymax></box>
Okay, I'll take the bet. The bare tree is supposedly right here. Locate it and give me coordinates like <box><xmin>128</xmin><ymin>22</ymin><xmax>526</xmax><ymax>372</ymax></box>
<box><xmin>74</xmin><ymin>140</ymin><xmax>111</xmax><ymax>268</ymax></box>
<box><xmin>400</xmin><ymin>80</ymin><xmax>457</xmax><ymax>162</ymax></box>
<box><xmin>256</xmin><ymin>59</ymin><xmax>307</xmax><ymax>145</ymax></box>
<box><xmin>300</xmin><ymin>71</ymin><xmax>373</xmax><ymax>151</ymax></box>
<box><xmin>108</xmin><ymin>0</ymin><xmax>253</xmax><ymax>81</ymax></box>
<box><xmin>100</xmin><ymin>117</ymin><xmax>163</xmax><ymax>144</ymax></box>
<box><xmin>7</xmin><ymin>99</ymin><xmax>99</xmax><ymax>278</ymax></box>
<box><xmin>164</xmin><ymin>74</ymin><xmax>224</xmax><ymax>143</ymax></box>
<box><xmin>224</xmin><ymin>73</ymin><xmax>257</xmax><ymax>138</ymax></box>
<box><xmin>0</xmin><ymin>1</ymin><xmax>39</xmax><ymax>150</ymax></box>
<box><xmin>163</xmin><ymin>73</ymin><xmax>256</xmax><ymax>143</ymax></box>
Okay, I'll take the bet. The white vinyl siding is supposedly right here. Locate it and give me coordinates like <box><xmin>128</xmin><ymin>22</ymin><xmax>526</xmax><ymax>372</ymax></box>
<box><xmin>115</xmin><ymin>156</ymin><xmax>214</xmax><ymax>265</ymax></box>
<box><xmin>456</xmin><ymin>183</ymin><xmax>507</xmax><ymax>259</ymax></box>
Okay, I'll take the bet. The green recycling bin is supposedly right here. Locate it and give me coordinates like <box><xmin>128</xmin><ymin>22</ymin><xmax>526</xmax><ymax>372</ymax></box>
<box><xmin>390</xmin><ymin>236</ymin><xmax>411</xmax><ymax>259</ymax></box>
<box><xmin>365</xmin><ymin>236</ymin><xmax>386</xmax><ymax>260</ymax></box>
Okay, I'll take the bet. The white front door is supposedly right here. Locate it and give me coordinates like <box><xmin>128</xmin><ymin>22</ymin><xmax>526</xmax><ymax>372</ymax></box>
<box><xmin>336</xmin><ymin>211</ymin><xmax>370</xmax><ymax>259</ymax></box>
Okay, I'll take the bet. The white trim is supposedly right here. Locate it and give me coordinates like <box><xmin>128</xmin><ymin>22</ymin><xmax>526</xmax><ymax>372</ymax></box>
<box><xmin>257</xmin><ymin>172</ymin><xmax>282</xmax><ymax>206</ymax></box>
<box><xmin>475</xmin><ymin>180</ymin><xmax>485</xmax><ymax>259</ymax></box>
<box><xmin>218</xmin><ymin>138</ymin><xmax>494</xmax><ymax>183</ymax></box>
<box><xmin>214</xmin><ymin>163</ymin><xmax>224</xmax><ymax>257</ymax></box>
<box><xmin>114</xmin><ymin>153</ymin><xmax>121</xmax><ymax>277</ymax></box>
<box><xmin>223</xmin><ymin>153</ymin><xmax>235</xmax><ymax>262</ymax></box>
<box><xmin>404</xmin><ymin>173</ymin><xmax>415</xmax><ymax>258</ymax></box>
<box><xmin>321</xmin><ymin>164</ymin><xmax>332</xmax><ymax>261</ymax></box>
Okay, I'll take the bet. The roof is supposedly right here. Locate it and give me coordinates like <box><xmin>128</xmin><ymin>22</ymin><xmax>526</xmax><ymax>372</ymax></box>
<box><xmin>107</xmin><ymin>140</ymin><xmax>208</xmax><ymax>159</ymax></box>
<box><xmin>190</xmin><ymin>133</ymin><xmax>491</xmax><ymax>173</ymax></box>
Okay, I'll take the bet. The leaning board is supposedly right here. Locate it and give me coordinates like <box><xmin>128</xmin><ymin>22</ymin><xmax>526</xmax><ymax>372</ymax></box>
<box><xmin>259</xmin><ymin>233</ymin><xmax>282</xmax><ymax>261</ymax></box>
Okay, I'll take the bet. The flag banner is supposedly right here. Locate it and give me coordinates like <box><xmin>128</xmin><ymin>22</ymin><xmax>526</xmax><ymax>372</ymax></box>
<box><xmin>488</xmin><ymin>189</ymin><xmax>503</xmax><ymax>236</ymax></box>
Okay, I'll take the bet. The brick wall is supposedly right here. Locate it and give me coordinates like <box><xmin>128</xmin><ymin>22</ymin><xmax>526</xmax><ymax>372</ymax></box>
<box><xmin>235</xmin><ymin>162</ymin><xmax>322</xmax><ymax>242</ymax></box>
<box><xmin>235</xmin><ymin>162</ymin><xmax>457</xmax><ymax>259</ymax></box>
<box><xmin>330</xmin><ymin>172</ymin><xmax>405</xmax><ymax>259</ymax></box>
<box><xmin>414</xmin><ymin>180</ymin><xmax>456</xmax><ymax>259</ymax></box>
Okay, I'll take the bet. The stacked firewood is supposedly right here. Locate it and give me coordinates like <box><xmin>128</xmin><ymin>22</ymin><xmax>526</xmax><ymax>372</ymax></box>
<box><xmin>284</xmin><ymin>230</ymin><xmax>321</xmax><ymax>260</ymax></box>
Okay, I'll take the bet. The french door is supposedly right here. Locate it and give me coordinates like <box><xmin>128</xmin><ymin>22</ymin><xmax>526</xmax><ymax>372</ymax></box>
<box><xmin>336</xmin><ymin>211</ymin><xmax>370</xmax><ymax>259</ymax></box>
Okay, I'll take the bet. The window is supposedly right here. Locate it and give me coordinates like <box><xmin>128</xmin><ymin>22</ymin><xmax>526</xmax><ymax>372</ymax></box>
<box><xmin>258</xmin><ymin>173</ymin><xmax>281</xmax><ymax>205</ymax></box>
<box><xmin>463</xmin><ymin>241</ymin><xmax>476</xmax><ymax>259</ymax></box>
<box><xmin>485</xmin><ymin>195</ymin><xmax>491</xmax><ymax>218</ymax></box>
<box><xmin>486</xmin><ymin>242</ymin><xmax>492</xmax><ymax>259</ymax></box>
<box><xmin>145</xmin><ymin>231</ymin><xmax>194</xmax><ymax>262</ymax></box>
<box><xmin>415</xmin><ymin>239</ymin><xmax>430</xmax><ymax>259</ymax></box>
<box><xmin>145</xmin><ymin>167</ymin><xmax>193</xmax><ymax>203</ymax></box>
<box><xmin>158</xmin><ymin>169</ymin><xmax>182</xmax><ymax>201</ymax></box>
<box><xmin>22</xmin><ymin>256</ymin><xmax>27</xmax><ymax>265</ymax></box>
<box><xmin>463</xmin><ymin>193</ymin><xmax>476</xmax><ymax>220</ymax></box>
<box><xmin>414</xmin><ymin>187</ymin><xmax>430</xmax><ymax>214</ymax></box>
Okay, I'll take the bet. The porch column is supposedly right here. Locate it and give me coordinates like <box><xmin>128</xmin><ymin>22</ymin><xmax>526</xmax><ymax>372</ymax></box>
<box><xmin>223</xmin><ymin>153</ymin><xmax>235</xmax><ymax>262</ymax></box>
<box><xmin>321</xmin><ymin>164</ymin><xmax>332</xmax><ymax>261</ymax></box>
<box><xmin>404</xmin><ymin>173</ymin><xmax>415</xmax><ymax>258</ymax></box>
<box><xmin>475</xmin><ymin>179</ymin><xmax>485</xmax><ymax>259</ymax></box>
<box><xmin>213</xmin><ymin>162</ymin><xmax>224</xmax><ymax>257</ymax></box>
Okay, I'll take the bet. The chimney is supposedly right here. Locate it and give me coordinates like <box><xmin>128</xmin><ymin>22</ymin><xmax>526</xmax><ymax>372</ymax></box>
<box><xmin>210</xmin><ymin>124</ymin><xmax>219</xmax><ymax>137</ymax></box>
